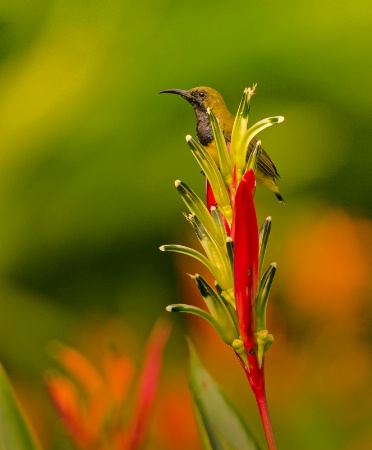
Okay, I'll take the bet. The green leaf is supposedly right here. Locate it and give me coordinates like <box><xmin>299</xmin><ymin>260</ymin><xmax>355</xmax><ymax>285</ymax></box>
<box><xmin>189</xmin><ymin>344</ymin><xmax>263</xmax><ymax>450</ymax></box>
<box><xmin>0</xmin><ymin>364</ymin><xmax>43</xmax><ymax>450</ymax></box>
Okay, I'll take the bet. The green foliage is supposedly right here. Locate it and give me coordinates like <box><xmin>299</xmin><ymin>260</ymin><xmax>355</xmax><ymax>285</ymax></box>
<box><xmin>0</xmin><ymin>364</ymin><xmax>42</xmax><ymax>450</ymax></box>
<box><xmin>0</xmin><ymin>1</ymin><xmax>371</xmax><ymax>448</ymax></box>
<box><xmin>188</xmin><ymin>344</ymin><xmax>262</xmax><ymax>450</ymax></box>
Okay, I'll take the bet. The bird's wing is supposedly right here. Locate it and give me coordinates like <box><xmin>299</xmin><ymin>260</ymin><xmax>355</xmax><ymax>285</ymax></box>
<box><xmin>249</xmin><ymin>138</ymin><xmax>280</xmax><ymax>180</ymax></box>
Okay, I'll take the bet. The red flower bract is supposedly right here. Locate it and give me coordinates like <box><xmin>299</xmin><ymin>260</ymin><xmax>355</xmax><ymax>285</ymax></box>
<box><xmin>232</xmin><ymin>169</ymin><xmax>259</xmax><ymax>353</ymax></box>
<box><xmin>206</xmin><ymin>179</ymin><xmax>216</xmax><ymax>212</ymax></box>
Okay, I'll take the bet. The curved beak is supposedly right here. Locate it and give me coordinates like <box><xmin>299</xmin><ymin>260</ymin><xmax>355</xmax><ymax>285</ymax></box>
<box><xmin>158</xmin><ymin>88</ymin><xmax>191</xmax><ymax>100</ymax></box>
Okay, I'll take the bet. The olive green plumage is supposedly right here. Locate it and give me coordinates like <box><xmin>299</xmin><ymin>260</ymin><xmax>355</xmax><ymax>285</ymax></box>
<box><xmin>159</xmin><ymin>86</ymin><xmax>283</xmax><ymax>202</ymax></box>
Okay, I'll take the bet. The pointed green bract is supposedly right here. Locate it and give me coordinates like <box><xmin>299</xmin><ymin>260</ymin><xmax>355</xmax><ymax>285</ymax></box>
<box><xmin>160</xmin><ymin>244</ymin><xmax>216</xmax><ymax>278</ymax></box>
<box><xmin>255</xmin><ymin>263</ymin><xmax>277</xmax><ymax>332</ymax></box>
<box><xmin>207</xmin><ymin>108</ymin><xmax>233</xmax><ymax>187</ymax></box>
<box><xmin>166</xmin><ymin>303</ymin><xmax>220</xmax><ymax>329</ymax></box>
<box><xmin>230</xmin><ymin>85</ymin><xmax>256</xmax><ymax>166</ymax></box>
<box><xmin>258</xmin><ymin>217</ymin><xmax>272</xmax><ymax>285</ymax></box>
<box><xmin>241</xmin><ymin>116</ymin><xmax>284</xmax><ymax>176</ymax></box>
<box><xmin>226</xmin><ymin>236</ymin><xmax>234</xmax><ymax>269</ymax></box>
<box><xmin>192</xmin><ymin>274</ymin><xmax>238</xmax><ymax>344</ymax></box>
<box><xmin>0</xmin><ymin>364</ymin><xmax>43</xmax><ymax>450</ymax></box>
<box><xmin>186</xmin><ymin>135</ymin><xmax>232</xmax><ymax>224</ymax></box>
<box><xmin>210</xmin><ymin>206</ymin><xmax>227</xmax><ymax>243</ymax></box>
<box><xmin>176</xmin><ymin>181</ymin><xmax>225</xmax><ymax>247</ymax></box>
<box><xmin>245</xmin><ymin>140</ymin><xmax>261</xmax><ymax>176</ymax></box>
<box><xmin>188</xmin><ymin>344</ymin><xmax>263</xmax><ymax>450</ymax></box>
<box><xmin>188</xmin><ymin>214</ymin><xmax>233</xmax><ymax>293</ymax></box>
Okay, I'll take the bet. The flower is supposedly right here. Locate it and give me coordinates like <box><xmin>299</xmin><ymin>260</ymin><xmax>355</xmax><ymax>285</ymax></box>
<box><xmin>45</xmin><ymin>319</ymin><xmax>171</xmax><ymax>450</ymax></box>
<box><xmin>161</xmin><ymin>85</ymin><xmax>283</xmax><ymax>450</ymax></box>
<box><xmin>162</xmin><ymin>86</ymin><xmax>280</xmax><ymax>371</ymax></box>
<box><xmin>232</xmin><ymin>169</ymin><xmax>259</xmax><ymax>362</ymax></box>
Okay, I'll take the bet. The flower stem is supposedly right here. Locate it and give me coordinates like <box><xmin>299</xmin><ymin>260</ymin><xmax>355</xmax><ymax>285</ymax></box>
<box><xmin>254</xmin><ymin>387</ymin><xmax>277</xmax><ymax>450</ymax></box>
<box><xmin>239</xmin><ymin>357</ymin><xmax>277</xmax><ymax>450</ymax></box>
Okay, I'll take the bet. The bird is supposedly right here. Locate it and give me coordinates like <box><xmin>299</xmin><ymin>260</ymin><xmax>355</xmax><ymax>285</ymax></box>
<box><xmin>158</xmin><ymin>86</ymin><xmax>284</xmax><ymax>202</ymax></box>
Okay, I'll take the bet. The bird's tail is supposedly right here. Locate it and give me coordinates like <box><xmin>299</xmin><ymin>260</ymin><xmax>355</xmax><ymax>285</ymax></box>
<box><xmin>275</xmin><ymin>192</ymin><xmax>285</xmax><ymax>203</ymax></box>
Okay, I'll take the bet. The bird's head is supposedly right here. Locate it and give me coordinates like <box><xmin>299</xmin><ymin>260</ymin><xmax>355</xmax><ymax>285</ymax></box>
<box><xmin>158</xmin><ymin>86</ymin><xmax>235</xmax><ymax>145</ymax></box>
<box><xmin>158</xmin><ymin>86</ymin><xmax>227</xmax><ymax>115</ymax></box>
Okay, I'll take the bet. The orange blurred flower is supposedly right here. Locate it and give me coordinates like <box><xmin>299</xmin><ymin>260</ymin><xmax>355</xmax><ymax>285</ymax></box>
<box><xmin>283</xmin><ymin>208</ymin><xmax>371</xmax><ymax>327</ymax></box>
<box><xmin>45</xmin><ymin>319</ymin><xmax>171</xmax><ymax>450</ymax></box>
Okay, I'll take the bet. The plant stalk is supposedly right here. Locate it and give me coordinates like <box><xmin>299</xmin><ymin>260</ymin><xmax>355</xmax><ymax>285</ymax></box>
<box><xmin>238</xmin><ymin>355</ymin><xmax>277</xmax><ymax>450</ymax></box>
<box><xmin>254</xmin><ymin>386</ymin><xmax>277</xmax><ymax>450</ymax></box>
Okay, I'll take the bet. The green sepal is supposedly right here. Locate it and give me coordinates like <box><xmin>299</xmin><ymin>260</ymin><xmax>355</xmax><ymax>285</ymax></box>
<box><xmin>255</xmin><ymin>330</ymin><xmax>266</xmax><ymax>369</ymax></box>
<box><xmin>207</xmin><ymin>108</ymin><xmax>233</xmax><ymax>188</ymax></box>
<box><xmin>258</xmin><ymin>217</ymin><xmax>272</xmax><ymax>284</ymax></box>
<box><xmin>255</xmin><ymin>263</ymin><xmax>277</xmax><ymax>332</ymax></box>
<box><xmin>188</xmin><ymin>343</ymin><xmax>262</xmax><ymax>450</ymax></box>
<box><xmin>230</xmin><ymin>85</ymin><xmax>256</xmax><ymax>167</ymax></box>
<box><xmin>160</xmin><ymin>244</ymin><xmax>216</xmax><ymax>279</ymax></box>
<box><xmin>186</xmin><ymin>135</ymin><xmax>232</xmax><ymax>224</ymax></box>
<box><xmin>215</xmin><ymin>282</ymin><xmax>223</xmax><ymax>296</ymax></box>
<box><xmin>255</xmin><ymin>331</ymin><xmax>275</xmax><ymax>368</ymax></box>
<box><xmin>188</xmin><ymin>214</ymin><xmax>233</xmax><ymax>293</ymax></box>
<box><xmin>231</xmin><ymin>338</ymin><xmax>248</xmax><ymax>366</ymax></box>
<box><xmin>221</xmin><ymin>288</ymin><xmax>235</xmax><ymax>307</ymax></box>
<box><xmin>214</xmin><ymin>284</ymin><xmax>237</xmax><ymax>327</ymax></box>
<box><xmin>265</xmin><ymin>334</ymin><xmax>274</xmax><ymax>353</ymax></box>
<box><xmin>210</xmin><ymin>206</ymin><xmax>227</xmax><ymax>244</ymax></box>
<box><xmin>226</xmin><ymin>236</ymin><xmax>234</xmax><ymax>268</ymax></box>
<box><xmin>166</xmin><ymin>304</ymin><xmax>220</xmax><ymax>330</ymax></box>
<box><xmin>167</xmin><ymin>300</ymin><xmax>236</xmax><ymax>346</ymax></box>
<box><xmin>175</xmin><ymin>180</ymin><xmax>224</xmax><ymax>247</ymax></box>
<box><xmin>220</xmin><ymin>292</ymin><xmax>238</xmax><ymax>328</ymax></box>
<box><xmin>192</xmin><ymin>274</ymin><xmax>238</xmax><ymax>344</ymax></box>
<box><xmin>0</xmin><ymin>363</ymin><xmax>43</xmax><ymax>450</ymax></box>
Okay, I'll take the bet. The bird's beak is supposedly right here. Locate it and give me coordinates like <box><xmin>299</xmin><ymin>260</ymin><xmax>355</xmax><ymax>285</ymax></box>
<box><xmin>158</xmin><ymin>88</ymin><xmax>192</xmax><ymax>100</ymax></box>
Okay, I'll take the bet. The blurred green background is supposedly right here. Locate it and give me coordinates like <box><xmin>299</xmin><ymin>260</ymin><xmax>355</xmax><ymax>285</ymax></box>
<box><xmin>0</xmin><ymin>0</ymin><xmax>371</xmax><ymax>449</ymax></box>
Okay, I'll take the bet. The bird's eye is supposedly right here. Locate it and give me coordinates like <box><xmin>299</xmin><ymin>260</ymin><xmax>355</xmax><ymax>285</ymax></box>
<box><xmin>198</xmin><ymin>91</ymin><xmax>206</xmax><ymax>98</ymax></box>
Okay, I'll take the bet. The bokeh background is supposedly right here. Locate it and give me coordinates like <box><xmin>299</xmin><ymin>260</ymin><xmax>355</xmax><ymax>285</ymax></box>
<box><xmin>0</xmin><ymin>1</ymin><xmax>371</xmax><ymax>449</ymax></box>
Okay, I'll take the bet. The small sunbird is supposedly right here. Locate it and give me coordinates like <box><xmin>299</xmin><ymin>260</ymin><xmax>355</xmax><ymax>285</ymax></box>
<box><xmin>159</xmin><ymin>86</ymin><xmax>283</xmax><ymax>202</ymax></box>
